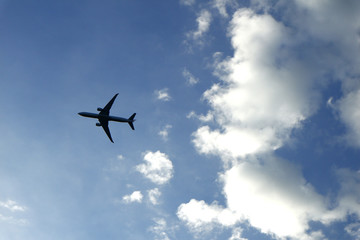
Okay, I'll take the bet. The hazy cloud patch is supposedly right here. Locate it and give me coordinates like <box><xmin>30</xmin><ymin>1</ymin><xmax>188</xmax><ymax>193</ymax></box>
<box><xmin>149</xmin><ymin>218</ymin><xmax>171</xmax><ymax>240</ymax></box>
<box><xmin>186</xmin><ymin>9</ymin><xmax>212</xmax><ymax>47</ymax></box>
<box><xmin>0</xmin><ymin>199</ymin><xmax>27</xmax><ymax>225</ymax></box>
<box><xmin>148</xmin><ymin>188</ymin><xmax>162</xmax><ymax>205</ymax></box>
<box><xmin>336</xmin><ymin>89</ymin><xmax>360</xmax><ymax>147</ymax></box>
<box><xmin>183</xmin><ymin>68</ymin><xmax>199</xmax><ymax>86</ymax></box>
<box><xmin>212</xmin><ymin>0</ymin><xmax>238</xmax><ymax>18</ymax></box>
<box><xmin>158</xmin><ymin>125</ymin><xmax>172</xmax><ymax>141</ymax></box>
<box><xmin>179</xmin><ymin>0</ymin><xmax>195</xmax><ymax>6</ymax></box>
<box><xmin>155</xmin><ymin>88</ymin><xmax>171</xmax><ymax>102</ymax></box>
<box><xmin>345</xmin><ymin>222</ymin><xmax>360</xmax><ymax>240</ymax></box>
<box><xmin>229</xmin><ymin>227</ymin><xmax>248</xmax><ymax>240</ymax></box>
<box><xmin>0</xmin><ymin>200</ymin><xmax>26</xmax><ymax>212</ymax></box>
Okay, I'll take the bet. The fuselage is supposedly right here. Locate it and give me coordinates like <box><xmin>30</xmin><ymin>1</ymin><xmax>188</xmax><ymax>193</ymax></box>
<box><xmin>78</xmin><ymin>112</ymin><xmax>130</xmax><ymax>123</ymax></box>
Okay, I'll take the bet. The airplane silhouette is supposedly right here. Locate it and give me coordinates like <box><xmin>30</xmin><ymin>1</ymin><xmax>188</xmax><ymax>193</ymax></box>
<box><xmin>78</xmin><ymin>93</ymin><xmax>136</xmax><ymax>143</ymax></box>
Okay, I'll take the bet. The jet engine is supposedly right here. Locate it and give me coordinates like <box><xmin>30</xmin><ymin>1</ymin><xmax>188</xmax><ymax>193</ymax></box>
<box><xmin>96</xmin><ymin>123</ymin><xmax>101</xmax><ymax>127</ymax></box>
<box><xmin>97</xmin><ymin>107</ymin><xmax>103</xmax><ymax>111</ymax></box>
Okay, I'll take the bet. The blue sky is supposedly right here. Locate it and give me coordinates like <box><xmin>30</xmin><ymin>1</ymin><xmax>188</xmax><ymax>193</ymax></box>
<box><xmin>1</xmin><ymin>0</ymin><xmax>360</xmax><ymax>239</ymax></box>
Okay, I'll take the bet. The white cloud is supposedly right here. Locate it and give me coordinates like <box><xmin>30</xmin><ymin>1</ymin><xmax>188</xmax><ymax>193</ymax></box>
<box><xmin>335</xmin><ymin>168</ymin><xmax>360</xmax><ymax>217</ymax></box>
<box><xmin>286</xmin><ymin>0</ymin><xmax>360</xmax><ymax>147</ymax></box>
<box><xmin>180</xmin><ymin>0</ymin><xmax>195</xmax><ymax>6</ymax></box>
<box><xmin>193</xmin><ymin>9</ymin><xmax>315</xmax><ymax>162</ymax></box>
<box><xmin>212</xmin><ymin>0</ymin><xmax>237</xmax><ymax>18</ymax></box>
<box><xmin>158</xmin><ymin>124</ymin><xmax>172</xmax><ymax>141</ymax></box>
<box><xmin>148</xmin><ymin>188</ymin><xmax>161</xmax><ymax>205</ymax></box>
<box><xmin>187</xmin><ymin>9</ymin><xmax>212</xmax><ymax>45</ymax></box>
<box><xmin>149</xmin><ymin>218</ymin><xmax>170</xmax><ymax>240</ymax></box>
<box><xmin>220</xmin><ymin>158</ymin><xmax>338</xmax><ymax>239</ymax></box>
<box><xmin>0</xmin><ymin>199</ymin><xmax>27</xmax><ymax>225</ymax></box>
<box><xmin>326</xmin><ymin>97</ymin><xmax>334</xmax><ymax>108</ymax></box>
<box><xmin>177</xmin><ymin>199</ymin><xmax>238</xmax><ymax>233</ymax></box>
<box><xmin>337</xmin><ymin>89</ymin><xmax>360</xmax><ymax>147</ymax></box>
<box><xmin>229</xmin><ymin>227</ymin><xmax>248</xmax><ymax>240</ymax></box>
<box><xmin>155</xmin><ymin>88</ymin><xmax>171</xmax><ymax>101</ymax></box>
<box><xmin>0</xmin><ymin>200</ymin><xmax>26</xmax><ymax>212</ymax></box>
<box><xmin>187</xmin><ymin>111</ymin><xmax>214</xmax><ymax>122</ymax></box>
<box><xmin>177</xmin><ymin>157</ymin><xmax>340</xmax><ymax>239</ymax></box>
<box><xmin>180</xmin><ymin>2</ymin><xmax>360</xmax><ymax>239</ymax></box>
<box><xmin>186</xmin><ymin>111</ymin><xmax>196</xmax><ymax>119</ymax></box>
<box><xmin>122</xmin><ymin>191</ymin><xmax>143</xmax><ymax>203</ymax></box>
<box><xmin>136</xmin><ymin>151</ymin><xmax>173</xmax><ymax>185</ymax></box>
<box><xmin>0</xmin><ymin>214</ymin><xmax>28</xmax><ymax>225</ymax></box>
<box><xmin>345</xmin><ymin>222</ymin><xmax>360</xmax><ymax>240</ymax></box>
<box><xmin>183</xmin><ymin>68</ymin><xmax>199</xmax><ymax>86</ymax></box>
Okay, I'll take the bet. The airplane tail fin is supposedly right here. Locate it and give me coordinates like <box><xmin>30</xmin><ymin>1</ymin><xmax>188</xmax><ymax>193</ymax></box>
<box><xmin>128</xmin><ymin>113</ymin><xmax>136</xmax><ymax>130</ymax></box>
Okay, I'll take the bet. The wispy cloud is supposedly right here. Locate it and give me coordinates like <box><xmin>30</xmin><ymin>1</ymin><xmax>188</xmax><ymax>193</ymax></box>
<box><xmin>229</xmin><ymin>227</ymin><xmax>248</xmax><ymax>240</ymax></box>
<box><xmin>337</xmin><ymin>89</ymin><xmax>360</xmax><ymax>147</ymax></box>
<box><xmin>179</xmin><ymin>0</ymin><xmax>195</xmax><ymax>6</ymax></box>
<box><xmin>155</xmin><ymin>88</ymin><xmax>171</xmax><ymax>102</ymax></box>
<box><xmin>148</xmin><ymin>188</ymin><xmax>161</xmax><ymax>205</ymax></box>
<box><xmin>345</xmin><ymin>222</ymin><xmax>360</xmax><ymax>240</ymax></box>
<box><xmin>0</xmin><ymin>200</ymin><xmax>26</xmax><ymax>212</ymax></box>
<box><xmin>149</xmin><ymin>218</ymin><xmax>171</xmax><ymax>240</ymax></box>
<box><xmin>182</xmin><ymin>68</ymin><xmax>199</xmax><ymax>86</ymax></box>
<box><xmin>158</xmin><ymin>124</ymin><xmax>172</xmax><ymax>141</ymax></box>
<box><xmin>122</xmin><ymin>191</ymin><xmax>143</xmax><ymax>204</ymax></box>
<box><xmin>0</xmin><ymin>199</ymin><xmax>27</xmax><ymax>225</ymax></box>
<box><xmin>136</xmin><ymin>151</ymin><xmax>173</xmax><ymax>185</ymax></box>
<box><xmin>212</xmin><ymin>0</ymin><xmax>238</xmax><ymax>18</ymax></box>
<box><xmin>0</xmin><ymin>214</ymin><xmax>28</xmax><ymax>225</ymax></box>
<box><xmin>186</xmin><ymin>9</ymin><xmax>212</xmax><ymax>46</ymax></box>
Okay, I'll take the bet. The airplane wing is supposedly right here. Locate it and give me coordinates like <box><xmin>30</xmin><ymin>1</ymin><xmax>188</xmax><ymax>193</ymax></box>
<box><xmin>100</xmin><ymin>93</ymin><xmax>119</xmax><ymax>116</ymax></box>
<box><xmin>99</xmin><ymin>119</ymin><xmax>114</xmax><ymax>143</ymax></box>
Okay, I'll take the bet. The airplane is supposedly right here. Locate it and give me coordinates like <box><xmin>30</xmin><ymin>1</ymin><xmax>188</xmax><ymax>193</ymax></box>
<box><xmin>78</xmin><ymin>93</ymin><xmax>136</xmax><ymax>143</ymax></box>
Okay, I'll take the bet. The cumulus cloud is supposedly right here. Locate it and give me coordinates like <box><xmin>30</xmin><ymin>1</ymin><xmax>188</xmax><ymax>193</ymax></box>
<box><xmin>286</xmin><ymin>0</ymin><xmax>360</xmax><ymax>147</ymax></box>
<box><xmin>155</xmin><ymin>88</ymin><xmax>171</xmax><ymax>101</ymax></box>
<box><xmin>179</xmin><ymin>1</ymin><xmax>360</xmax><ymax>239</ymax></box>
<box><xmin>158</xmin><ymin>124</ymin><xmax>172</xmax><ymax>141</ymax></box>
<box><xmin>136</xmin><ymin>151</ymin><xmax>173</xmax><ymax>185</ymax></box>
<box><xmin>177</xmin><ymin>199</ymin><xmax>238</xmax><ymax>233</ymax></box>
<box><xmin>183</xmin><ymin>68</ymin><xmax>199</xmax><ymax>86</ymax></box>
<box><xmin>177</xmin><ymin>157</ymin><xmax>343</xmax><ymax>239</ymax></box>
<box><xmin>193</xmin><ymin>9</ymin><xmax>315</xmax><ymax>162</ymax></box>
<box><xmin>219</xmin><ymin>158</ymin><xmax>339</xmax><ymax>238</ymax></box>
<box><xmin>122</xmin><ymin>191</ymin><xmax>143</xmax><ymax>203</ymax></box>
<box><xmin>148</xmin><ymin>188</ymin><xmax>161</xmax><ymax>205</ymax></box>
